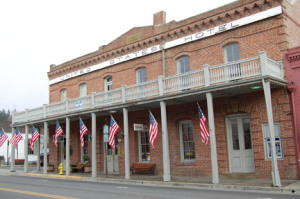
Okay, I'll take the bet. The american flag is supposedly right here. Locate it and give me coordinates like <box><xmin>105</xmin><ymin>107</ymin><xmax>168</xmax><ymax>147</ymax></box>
<box><xmin>54</xmin><ymin>121</ymin><xmax>63</xmax><ymax>148</ymax></box>
<box><xmin>30</xmin><ymin>126</ymin><xmax>40</xmax><ymax>151</ymax></box>
<box><xmin>0</xmin><ymin>128</ymin><xmax>8</xmax><ymax>147</ymax></box>
<box><xmin>108</xmin><ymin>115</ymin><xmax>119</xmax><ymax>149</ymax></box>
<box><xmin>79</xmin><ymin>118</ymin><xmax>88</xmax><ymax>149</ymax></box>
<box><xmin>149</xmin><ymin>111</ymin><xmax>158</xmax><ymax>148</ymax></box>
<box><xmin>198</xmin><ymin>103</ymin><xmax>210</xmax><ymax>145</ymax></box>
<box><xmin>9</xmin><ymin>128</ymin><xmax>23</xmax><ymax>149</ymax></box>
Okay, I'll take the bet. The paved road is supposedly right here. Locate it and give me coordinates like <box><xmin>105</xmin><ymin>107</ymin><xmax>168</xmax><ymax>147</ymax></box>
<box><xmin>0</xmin><ymin>175</ymin><xmax>299</xmax><ymax>199</ymax></box>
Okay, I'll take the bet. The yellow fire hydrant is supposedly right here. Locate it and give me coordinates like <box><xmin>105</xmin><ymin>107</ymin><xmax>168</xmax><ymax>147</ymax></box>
<box><xmin>58</xmin><ymin>162</ymin><xmax>64</xmax><ymax>175</ymax></box>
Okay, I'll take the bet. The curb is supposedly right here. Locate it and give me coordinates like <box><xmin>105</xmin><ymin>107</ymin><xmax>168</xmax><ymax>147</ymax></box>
<box><xmin>25</xmin><ymin>173</ymin><xmax>82</xmax><ymax>180</ymax></box>
<box><xmin>3</xmin><ymin>170</ymin><xmax>299</xmax><ymax>195</ymax></box>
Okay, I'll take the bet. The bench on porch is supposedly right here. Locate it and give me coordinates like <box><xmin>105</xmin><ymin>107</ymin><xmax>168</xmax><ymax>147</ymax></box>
<box><xmin>71</xmin><ymin>162</ymin><xmax>86</xmax><ymax>173</ymax></box>
<box><xmin>15</xmin><ymin>159</ymin><xmax>25</xmax><ymax>165</ymax></box>
<box><xmin>130</xmin><ymin>163</ymin><xmax>155</xmax><ymax>175</ymax></box>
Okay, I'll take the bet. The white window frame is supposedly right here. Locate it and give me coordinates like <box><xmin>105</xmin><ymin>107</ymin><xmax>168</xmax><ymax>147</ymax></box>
<box><xmin>60</xmin><ymin>89</ymin><xmax>67</xmax><ymax>102</ymax></box>
<box><xmin>179</xmin><ymin>120</ymin><xmax>195</xmax><ymax>163</ymax></box>
<box><xmin>79</xmin><ymin>83</ymin><xmax>87</xmax><ymax>97</ymax></box>
<box><xmin>136</xmin><ymin>68</ymin><xmax>147</xmax><ymax>84</ymax></box>
<box><xmin>176</xmin><ymin>56</ymin><xmax>190</xmax><ymax>74</ymax></box>
<box><xmin>28</xmin><ymin>138</ymin><xmax>38</xmax><ymax>155</ymax></box>
<box><xmin>138</xmin><ymin>126</ymin><xmax>150</xmax><ymax>163</ymax></box>
<box><xmin>224</xmin><ymin>42</ymin><xmax>240</xmax><ymax>63</ymax></box>
<box><xmin>262</xmin><ymin>122</ymin><xmax>284</xmax><ymax>160</ymax></box>
<box><xmin>104</xmin><ymin>76</ymin><xmax>113</xmax><ymax>91</ymax></box>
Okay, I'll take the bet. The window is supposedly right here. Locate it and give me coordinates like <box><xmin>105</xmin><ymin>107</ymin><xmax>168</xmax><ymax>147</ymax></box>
<box><xmin>179</xmin><ymin>121</ymin><xmax>195</xmax><ymax>162</ymax></box>
<box><xmin>224</xmin><ymin>43</ymin><xmax>240</xmax><ymax>62</ymax></box>
<box><xmin>177</xmin><ymin>56</ymin><xmax>190</xmax><ymax>89</ymax></box>
<box><xmin>28</xmin><ymin>139</ymin><xmax>38</xmax><ymax>155</ymax></box>
<box><xmin>136</xmin><ymin>68</ymin><xmax>147</xmax><ymax>84</ymax></box>
<box><xmin>136</xmin><ymin>68</ymin><xmax>147</xmax><ymax>98</ymax></box>
<box><xmin>104</xmin><ymin>76</ymin><xmax>113</xmax><ymax>91</ymax></box>
<box><xmin>60</xmin><ymin>89</ymin><xmax>67</xmax><ymax>102</ymax></box>
<box><xmin>138</xmin><ymin>127</ymin><xmax>150</xmax><ymax>162</ymax></box>
<box><xmin>177</xmin><ymin>56</ymin><xmax>190</xmax><ymax>74</ymax></box>
<box><xmin>79</xmin><ymin>83</ymin><xmax>87</xmax><ymax>97</ymax></box>
<box><xmin>224</xmin><ymin>43</ymin><xmax>241</xmax><ymax>79</ymax></box>
<box><xmin>262</xmin><ymin>123</ymin><xmax>283</xmax><ymax>160</ymax></box>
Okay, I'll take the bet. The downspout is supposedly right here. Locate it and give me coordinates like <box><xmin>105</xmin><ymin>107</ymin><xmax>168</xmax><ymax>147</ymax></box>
<box><xmin>161</xmin><ymin>45</ymin><xmax>166</xmax><ymax>77</ymax></box>
<box><xmin>287</xmin><ymin>83</ymin><xmax>300</xmax><ymax>179</ymax></box>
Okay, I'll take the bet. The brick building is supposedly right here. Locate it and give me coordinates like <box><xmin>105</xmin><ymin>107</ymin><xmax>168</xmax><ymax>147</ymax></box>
<box><xmin>12</xmin><ymin>0</ymin><xmax>300</xmax><ymax>186</ymax></box>
<box><xmin>284</xmin><ymin>46</ymin><xmax>300</xmax><ymax>179</ymax></box>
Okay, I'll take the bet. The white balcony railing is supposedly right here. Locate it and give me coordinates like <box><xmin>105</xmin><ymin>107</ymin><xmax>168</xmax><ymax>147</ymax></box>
<box><xmin>13</xmin><ymin>53</ymin><xmax>284</xmax><ymax>124</ymax></box>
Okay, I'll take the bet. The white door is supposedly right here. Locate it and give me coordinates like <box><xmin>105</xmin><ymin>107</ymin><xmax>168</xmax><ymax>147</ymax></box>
<box><xmin>227</xmin><ymin>116</ymin><xmax>255</xmax><ymax>173</ymax></box>
<box><xmin>107</xmin><ymin>135</ymin><xmax>119</xmax><ymax>173</ymax></box>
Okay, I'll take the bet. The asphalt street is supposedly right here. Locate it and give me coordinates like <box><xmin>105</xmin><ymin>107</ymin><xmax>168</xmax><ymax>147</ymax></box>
<box><xmin>0</xmin><ymin>175</ymin><xmax>299</xmax><ymax>199</ymax></box>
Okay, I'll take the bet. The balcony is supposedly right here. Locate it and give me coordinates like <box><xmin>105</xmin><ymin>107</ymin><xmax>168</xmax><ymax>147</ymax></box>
<box><xmin>12</xmin><ymin>52</ymin><xmax>285</xmax><ymax>125</ymax></box>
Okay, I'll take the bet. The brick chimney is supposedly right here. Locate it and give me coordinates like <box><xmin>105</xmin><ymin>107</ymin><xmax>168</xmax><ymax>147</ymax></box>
<box><xmin>153</xmin><ymin>11</ymin><xmax>166</xmax><ymax>25</ymax></box>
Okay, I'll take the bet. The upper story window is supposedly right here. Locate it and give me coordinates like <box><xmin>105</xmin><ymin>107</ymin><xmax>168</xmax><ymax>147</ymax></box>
<box><xmin>79</xmin><ymin>83</ymin><xmax>87</xmax><ymax>97</ymax></box>
<box><xmin>224</xmin><ymin>43</ymin><xmax>240</xmax><ymax>63</ymax></box>
<box><xmin>136</xmin><ymin>68</ymin><xmax>147</xmax><ymax>84</ymax></box>
<box><xmin>60</xmin><ymin>89</ymin><xmax>67</xmax><ymax>102</ymax></box>
<box><xmin>177</xmin><ymin>56</ymin><xmax>190</xmax><ymax>74</ymax></box>
<box><xmin>104</xmin><ymin>76</ymin><xmax>113</xmax><ymax>91</ymax></box>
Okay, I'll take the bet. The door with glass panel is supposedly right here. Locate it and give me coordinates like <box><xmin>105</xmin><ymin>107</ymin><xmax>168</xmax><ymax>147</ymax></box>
<box><xmin>138</xmin><ymin>127</ymin><xmax>150</xmax><ymax>162</ymax></box>
<box><xmin>107</xmin><ymin>135</ymin><xmax>119</xmax><ymax>173</ymax></box>
<box><xmin>227</xmin><ymin>115</ymin><xmax>255</xmax><ymax>173</ymax></box>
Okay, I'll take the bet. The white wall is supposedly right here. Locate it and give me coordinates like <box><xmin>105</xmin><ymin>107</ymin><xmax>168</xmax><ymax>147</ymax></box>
<box><xmin>0</xmin><ymin>133</ymin><xmax>42</xmax><ymax>164</ymax></box>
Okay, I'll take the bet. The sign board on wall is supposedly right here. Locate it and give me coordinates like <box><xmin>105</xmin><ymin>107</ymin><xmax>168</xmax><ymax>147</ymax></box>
<box><xmin>49</xmin><ymin>6</ymin><xmax>282</xmax><ymax>85</ymax></box>
<box><xmin>134</xmin><ymin>124</ymin><xmax>143</xmax><ymax>131</ymax></box>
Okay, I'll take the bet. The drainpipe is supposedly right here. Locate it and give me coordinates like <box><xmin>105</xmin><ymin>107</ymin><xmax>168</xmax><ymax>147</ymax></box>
<box><xmin>287</xmin><ymin>83</ymin><xmax>300</xmax><ymax>179</ymax></box>
<box><xmin>161</xmin><ymin>45</ymin><xmax>166</xmax><ymax>77</ymax></box>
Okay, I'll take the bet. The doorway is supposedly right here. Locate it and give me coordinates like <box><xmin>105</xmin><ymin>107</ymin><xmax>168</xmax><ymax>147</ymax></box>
<box><xmin>227</xmin><ymin>115</ymin><xmax>255</xmax><ymax>173</ymax></box>
<box><xmin>107</xmin><ymin>135</ymin><xmax>119</xmax><ymax>173</ymax></box>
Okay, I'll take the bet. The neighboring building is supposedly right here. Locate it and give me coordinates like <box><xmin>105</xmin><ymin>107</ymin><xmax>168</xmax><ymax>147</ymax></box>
<box><xmin>284</xmin><ymin>46</ymin><xmax>300</xmax><ymax>179</ymax></box>
<box><xmin>12</xmin><ymin>0</ymin><xmax>300</xmax><ymax>185</ymax></box>
<box><xmin>0</xmin><ymin>128</ymin><xmax>44</xmax><ymax>164</ymax></box>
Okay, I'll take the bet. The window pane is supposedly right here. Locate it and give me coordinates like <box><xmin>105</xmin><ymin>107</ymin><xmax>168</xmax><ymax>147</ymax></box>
<box><xmin>177</xmin><ymin>56</ymin><xmax>190</xmax><ymax>74</ymax></box>
<box><xmin>80</xmin><ymin>83</ymin><xmax>87</xmax><ymax>97</ymax></box>
<box><xmin>243</xmin><ymin>118</ymin><xmax>252</xmax><ymax>149</ymax></box>
<box><xmin>60</xmin><ymin>89</ymin><xmax>67</xmax><ymax>102</ymax></box>
<box><xmin>140</xmin><ymin>131</ymin><xmax>150</xmax><ymax>161</ymax></box>
<box><xmin>225</xmin><ymin>43</ymin><xmax>240</xmax><ymax>63</ymax></box>
<box><xmin>105</xmin><ymin>77</ymin><xmax>112</xmax><ymax>91</ymax></box>
<box><xmin>137</xmin><ymin>68</ymin><xmax>146</xmax><ymax>84</ymax></box>
<box><xmin>231</xmin><ymin>119</ymin><xmax>240</xmax><ymax>150</ymax></box>
<box><xmin>180</xmin><ymin>121</ymin><xmax>195</xmax><ymax>160</ymax></box>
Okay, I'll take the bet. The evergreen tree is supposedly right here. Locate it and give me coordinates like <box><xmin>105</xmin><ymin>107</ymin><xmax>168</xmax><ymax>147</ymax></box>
<box><xmin>0</xmin><ymin>109</ymin><xmax>6</xmax><ymax>121</ymax></box>
<box><xmin>6</xmin><ymin>109</ymin><xmax>11</xmax><ymax>121</ymax></box>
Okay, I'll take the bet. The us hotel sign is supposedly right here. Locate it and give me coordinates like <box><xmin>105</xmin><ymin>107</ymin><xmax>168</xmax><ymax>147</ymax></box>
<box><xmin>49</xmin><ymin>6</ymin><xmax>282</xmax><ymax>85</ymax></box>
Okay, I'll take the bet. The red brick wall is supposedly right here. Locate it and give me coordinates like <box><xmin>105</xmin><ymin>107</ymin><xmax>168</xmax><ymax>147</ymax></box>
<box><xmin>46</xmin><ymin>0</ymin><xmax>298</xmax><ymax>179</ymax></box>
<box><xmin>48</xmin><ymin>87</ymin><xmax>296</xmax><ymax>179</ymax></box>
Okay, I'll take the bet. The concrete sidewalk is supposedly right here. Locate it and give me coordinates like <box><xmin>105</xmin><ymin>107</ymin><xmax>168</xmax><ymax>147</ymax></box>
<box><xmin>0</xmin><ymin>167</ymin><xmax>299</xmax><ymax>195</ymax></box>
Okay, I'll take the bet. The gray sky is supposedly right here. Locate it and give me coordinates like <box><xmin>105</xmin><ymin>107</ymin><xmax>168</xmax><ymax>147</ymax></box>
<box><xmin>0</xmin><ymin>0</ymin><xmax>235</xmax><ymax>112</ymax></box>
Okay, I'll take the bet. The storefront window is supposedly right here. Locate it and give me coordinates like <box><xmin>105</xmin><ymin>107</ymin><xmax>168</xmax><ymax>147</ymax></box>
<box><xmin>179</xmin><ymin>121</ymin><xmax>195</xmax><ymax>162</ymax></box>
<box><xmin>139</xmin><ymin>128</ymin><xmax>150</xmax><ymax>162</ymax></box>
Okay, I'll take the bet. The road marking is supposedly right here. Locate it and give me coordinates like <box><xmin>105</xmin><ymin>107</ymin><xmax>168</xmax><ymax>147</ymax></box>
<box><xmin>117</xmin><ymin>187</ymin><xmax>128</xmax><ymax>189</ymax></box>
<box><xmin>37</xmin><ymin>179</ymin><xmax>49</xmax><ymax>182</ymax></box>
<box><xmin>0</xmin><ymin>187</ymin><xmax>78</xmax><ymax>199</ymax></box>
<box><xmin>257</xmin><ymin>198</ymin><xmax>272</xmax><ymax>199</ymax></box>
